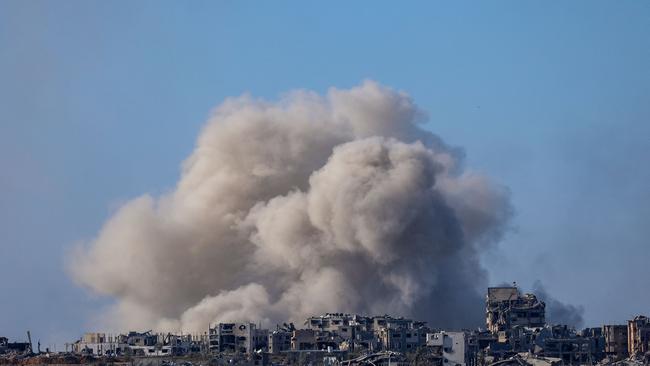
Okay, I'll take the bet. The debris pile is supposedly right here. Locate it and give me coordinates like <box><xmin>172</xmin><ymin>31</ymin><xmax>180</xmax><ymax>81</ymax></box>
<box><xmin>3</xmin><ymin>284</ymin><xmax>649</xmax><ymax>365</ymax></box>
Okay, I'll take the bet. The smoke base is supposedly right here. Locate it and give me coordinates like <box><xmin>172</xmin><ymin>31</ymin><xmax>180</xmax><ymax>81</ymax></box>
<box><xmin>69</xmin><ymin>81</ymin><xmax>511</xmax><ymax>333</ymax></box>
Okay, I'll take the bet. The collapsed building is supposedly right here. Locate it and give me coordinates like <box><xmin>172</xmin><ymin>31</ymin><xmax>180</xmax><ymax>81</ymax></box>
<box><xmin>69</xmin><ymin>330</ymin><xmax>206</xmax><ymax>357</ymax></box>
<box><xmin>299</xmin><ymin>313</ymin><xmax>430</xmax><ymax>354</ymax></box>
<box><xmin>22</xmin><ymin>284</ymin><xmax>649</xmax><ymax>366</ymax></box>
<box><xmin>540</xmin><ymin>326</ymin><xmax>599</xmax><ymax>365</ymax></box>
<box><xmin>483</xmin><ymin>286</ymin><xmax>612</xmax><ymax>365</ymax></box>
<box><xmin>70</xmin><ymin>332</ymin><xmax>122</xmax><ymax>356</ymax></box>
<box><xmin>490</xmin><ymin>353</ymin><xmax>563</xmax><ymax>366</ymax></box>
<box><xmin>596</xmin><ymin>317</ymin><xmax>650</xmax><ymax>365</ymax></box>
<box><xmin>0</xmin><ymin>335</ymin><xmax>32</xmax><ymax>356</ymax></box>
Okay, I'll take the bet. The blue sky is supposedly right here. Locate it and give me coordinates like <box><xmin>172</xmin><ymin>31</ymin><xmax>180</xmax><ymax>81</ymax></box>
<box><xmin>1</xmin><ymin>1</ymin><xmax>649</xmax><ymax>347</ymax></box>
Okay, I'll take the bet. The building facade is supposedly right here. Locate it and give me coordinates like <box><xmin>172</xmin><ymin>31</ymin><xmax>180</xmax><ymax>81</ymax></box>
<box><xmin>486</xmin><ymin>286</ymin><xmax>546</xmax><ymax>334</ymax></box>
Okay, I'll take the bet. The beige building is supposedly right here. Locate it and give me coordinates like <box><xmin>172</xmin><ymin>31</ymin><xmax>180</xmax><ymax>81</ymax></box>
<box><xmin>628</xmin><ymin>315</ymin><xmax>650</xmax><ymax>358</ymax></box>
<box><xmin>486</xmin><ymin>286</ymin><xmax>546</xmax><ymax>334</ymax></box>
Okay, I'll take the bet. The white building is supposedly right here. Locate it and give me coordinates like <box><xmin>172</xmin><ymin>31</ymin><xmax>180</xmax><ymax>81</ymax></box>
<box><xmin>427</xmin><ymin>331</ymin><xmax>471</xmax><ymax>366</ymax></box>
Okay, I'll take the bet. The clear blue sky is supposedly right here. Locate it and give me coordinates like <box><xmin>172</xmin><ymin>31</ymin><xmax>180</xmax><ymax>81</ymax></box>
<box><xmin>1</xmin><ymin>1</ymin><xmax>649</xmax><ymax>348</ymax></box>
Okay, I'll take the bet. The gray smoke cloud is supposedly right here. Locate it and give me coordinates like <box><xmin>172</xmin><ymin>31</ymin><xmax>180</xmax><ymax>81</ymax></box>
<box><xmin>532</xmin><ymin>280</ymin><xmax>585</xmax><ymax>328</ymax></box>
<box><xmin>69</xmin><ymin>81</ymin><xmax>511</xmax><ymax>333</ymax></box>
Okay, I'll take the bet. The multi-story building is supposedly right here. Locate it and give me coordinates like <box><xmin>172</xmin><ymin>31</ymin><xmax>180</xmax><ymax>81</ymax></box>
<box><xmin>373</xmin><ymin>316</ymin><xmax>429</xmax><ymax>352</ymax></box>
<box><xmin>71</xmin><ymin>333</ymin><xmax>124</xmax><ymax>355</ymax></box>
<box><xmin>290</xmin><ymin>329</ymin><xmax>343</xmax><ymax>351</ymax></box>
<box><xmin>208</xmin><ymin>323</ymin><xmax>266</xmax><ymax>354</ymax></box>
<box><xmin>68</xmin><ymin>331</ymin><xmax>206</xmax><ymax>357</ymax></box>
<box><xmin>542</xmin><ymin>336</ymin><xmax>594</xmax><ymax>365</ymax></box>
<box><xmin>377</xmin><ymin>326</ymin><xmax>424</xmax><ymax>353</ymax></box>
<box><xmin>427</xmin><ymin>331</ymin><xmax>474</xmax><ymax>366</ymax></box>
<box><xmin>579</xmin><ymin>327</ymin><xmax>605</xmax><ymax>361</ymax></box>
<box><xmin>628</xmin><ymin>315</ymin><xmax>650</xmax><ymax>358</ymax></box>
<box><xmin>124</xmin><ymin>331</ymin><xmax>157</xmax><ymax>347</ymax></box>
<box><xmin>303</xmin><ymin>313</ymin><xmax>428</xmax><ymax>352</ymax></box>
<box><xmin>305</xmin><ymin>313</ymin><xmax>356</xmax><ymax>340</ymax></box>
<box><xmin>268</xmin><ymin>330</ymin><xmax>292</xmax><ymax>354</ymax></box>
<box><xmin>602</xmin><ymin>324</ymin><xmax>628</xmax><ymax>359</ymax></box>
<box><xmin>486</xmin><ymin>286</ymin><xmax>546</xmax><ymax>334</ymax></box>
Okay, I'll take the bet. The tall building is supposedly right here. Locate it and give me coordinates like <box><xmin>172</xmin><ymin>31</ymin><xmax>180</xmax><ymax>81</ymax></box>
<box><xmin>486</xmin><ymin>286</ymin><xmax>546</xmax><ymax>334</ymax></box>
<box><xmin>602</xmin><ymin>324</ymin><xmax>628</xmax><ymax>359</ymax></box>
<box><xmin>628</xmin><ymin>315</ymin><xmax>650</xmax><ymax>358</ymax></box>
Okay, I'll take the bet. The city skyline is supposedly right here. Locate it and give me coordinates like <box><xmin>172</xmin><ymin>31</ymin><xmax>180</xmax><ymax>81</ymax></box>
<box><xmin>1</xmin><ymin>0</ymin><xmax>649</xmax><ymax>349</ymax></box>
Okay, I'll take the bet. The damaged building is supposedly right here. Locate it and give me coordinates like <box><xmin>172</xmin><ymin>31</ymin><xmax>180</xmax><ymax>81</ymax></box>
<box><xmin>21</xmin><ymin>284</ymin><xmax>649</xmax><ymax>366</ymax></box>
<box><xmin>486</xmin><ymin>286</ymin><xmax>546</xmax><ymax>334</ymax></box>
<box><xmin>301</xmin><ymin>313</ymin><xmax>429</xmax><ymax>353</ymax></box>
<box><xmin>306</xmin><ymin>313</ymin><xmax>357</xmax><ymax>340</ymax></box>
<box><xmin>427</xmin><ymin>331</ymin><xmax>474</xmax><ymax>366</ymax></box>
<box><xmin>483</xmin><ymin>285</ymin><xmax>609</xmax><ymax>365</ymax></box>
<box><xmin>69</xmin><ymin>330</ymin><xmax>207</xmax><ymax>357</ymax></box>
<box><xmin>269</xmin><ymin>329</ymin><xmax>292</xmax><ymax>354</ymax></box>
<box><xmin>70</xmin><ymin>333</ymin><xmax>123</xmax><ymax>356</ymax></box>
<box><xmin>628</xmin><ymin>316</ymin><xmax>650</xmax><ymax>358</ymax></box>
<box><xmin>290</xmin><ymin>329</ymin><xmax>344</xmax><ymax>351</ymax></box>
<box><xmin>375</xmin><ymin>318</ymin><xmax>429</xmax><ymax>353</ymax></box>
<box><xmin>603</xmin><ymin>325</ymin><xmax>629</xmax><ymax>360</ymax></box>
<box><xmin>0</xmin><ymin>335</ymin><xmax>32</xmax><ymax>356</ymax></box>
<box><xmin>490</xmin><ymin>353</ymin><xmax>563</xmax><ymax>366</ymax></box>
<box><xmin>208</xmin><ymin>322</ymin><xmax>268</xmax><ymax>354</ymax></box>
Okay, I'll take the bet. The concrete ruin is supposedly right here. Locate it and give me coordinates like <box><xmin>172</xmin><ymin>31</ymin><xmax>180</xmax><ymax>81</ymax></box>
<box><xmin>628</xmin><ymin>316</ymin><xmax>650</xmax><ymax>358</ymax></box>
<box><xmin>481</xmin><ymin>285</ymin><xmax>639</xmax><ymax>366</ymax></box>
<box><xmin>3</xmin><ymin>285</ymin><xmax>649</xmax><ymax>366</ymax></box>
<box><xmin>427</xmin><ymin>331</ymin><xmax>474</xmax><ymax>366</ymax></box>
<box><xmin>486</xmin><ymin>286</ymin><xmax>546</xmax><ymax>334</ymax></box>
<box><xmin>208</xmin><ymin>322</ymin><xmax>268</xmax><ymax>354</ymax></box>
<box><xmin>604</xmin><ymin>325</ymin><xmax>629</xmax><ymax>359</ymax></box>
<box><xmin>68</xmin><ymin>330</ymin><xmax>206</xmax><ymax>358</ymax></box>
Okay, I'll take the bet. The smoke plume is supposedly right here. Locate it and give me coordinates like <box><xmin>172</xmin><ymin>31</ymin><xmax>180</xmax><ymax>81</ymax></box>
<box><xmin>532</xmin><ymin>281</ymin><xmax>585</xmax><ymax>328</ymax></box>
<box><xmin>69</xmin><ymin>81</ymin><xmax>511</xmax><ymax>333</ymax></box>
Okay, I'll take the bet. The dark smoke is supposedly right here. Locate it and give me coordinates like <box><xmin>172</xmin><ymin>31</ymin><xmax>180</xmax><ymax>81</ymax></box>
<box><xmin>533</xmin><ymin>280</ymin><xmax>585</xmax><ymax>328</ymax></box>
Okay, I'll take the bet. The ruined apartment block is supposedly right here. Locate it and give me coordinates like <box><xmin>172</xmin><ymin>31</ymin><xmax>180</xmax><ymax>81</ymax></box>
<box><xmin>305</xmin><ymin>313</ymin><xmax>363</xmax><ymax>340</ymax></box>
<box><xmin>69</xmin><ymin>331</ymin><xmax>204</xmax><ymax>357</ymax></box>
<box><xmin>268</xmin><ymin>329</ymin><xmax>292</xmax><ymax>354</ymax></box>
<box><xmin>6</xmin><ymin>285</ymin><xmax>650</xmax><ymax>366</ymax></box>
<box><xmin>483</xmin><ymin>286</ymin><xmax>611</xmax><ymax>366</ymax></box>
<box><xmin>208</xmin><ymin>322</ymin><xmax>268</xmax><ymax>355</ymax></box>
<box><xmin>628</xmin><ymin>315</ymin><xmax>650</xmax><ymax>358</ymax></box>
<box><xmin>486</xmin><ymin>286</ymin><xmax>546</xmax><ymax>334</ymax></box>
<box><xmin>602</xmin><ymin>324</ymin><xmax>628</xmax><ymax>359</ymax></box>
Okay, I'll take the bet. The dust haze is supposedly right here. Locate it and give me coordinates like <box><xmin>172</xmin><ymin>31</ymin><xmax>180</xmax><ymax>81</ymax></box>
<box><xmin>69</xmin><ymin>81</ymin><xmax>511</xmax><ymax>333</ymax></box>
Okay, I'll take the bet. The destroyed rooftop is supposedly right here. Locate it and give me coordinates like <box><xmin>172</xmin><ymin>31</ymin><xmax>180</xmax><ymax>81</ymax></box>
<box><xmin>2</xmin><ymin>285</ymin><xmax>649</xmax><ymax>366</ymax></box>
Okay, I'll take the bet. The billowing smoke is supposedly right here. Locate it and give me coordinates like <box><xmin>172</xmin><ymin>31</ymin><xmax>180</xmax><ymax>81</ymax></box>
<box><xmin>532</xmin><ymin>281</ymin><xmax>585</xmax><ymax>328</ymax></box>
<box><xmin>69</xmin><ymin>81</ymin><xmax>511</xmax><ymax>333</ymax></box>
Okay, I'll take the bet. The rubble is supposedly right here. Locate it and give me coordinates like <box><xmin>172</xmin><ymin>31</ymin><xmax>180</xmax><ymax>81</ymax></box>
<box><xmin>489</xmin><ymin>353</ymin><xmax>562</xmax><ymax>366</ymax></box>
<box><xmin>2</xmin><ymin>284</ymin><xmax>649</xmax><ymax>365</ymax></box>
